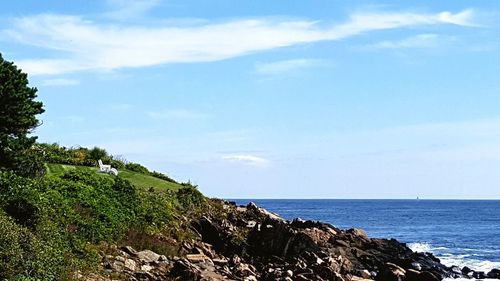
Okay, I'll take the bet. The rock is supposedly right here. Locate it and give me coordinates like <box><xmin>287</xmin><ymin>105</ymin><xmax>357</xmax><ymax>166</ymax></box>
<box><xmin>109</xmin><ymin>260</ymin><xmax>124</xmax><ymax>272</ymax></box>
<box><xmin>461</xmin><ymin>266</ymin><xmax>472</xmax><ymax>275</ymax></box>
<box><xmin>135</xmin><ymin>250</ymin><xmax>160</xmax><ymax>263</ymax></box>
<box><xmin>376</xmin><ymin>263</ymin><xmax>405</xmax><ymax>281</ymax></box>
<box><xmin>295</xmin><ymin>274</ymin><xmax>313</xmax><ymax>281</ymax></box>
<box><xmin>169</xmin><ymin>260</ymin><xmax>202</xmax><ymax>280</ymax></box>
<box><xmin>121</xmin><ymin>245</ymin><xmax>137</xmax><ymax>255</ymax></box>
<box><xmin>411</xmin><ymin>262</ymin><xmax>421</xmax><ymax>271</ymax></box>
<box><xmin>351</xmin><ymin>277</ymin><xmax>373</xmax><ymax>281</ymax></box>
<box><xmin>246</xmin><ymin>220</ymin><xmax>257</xmax><ymax>228</ymax></box>
<box><xmin>234</xmin><ymin>263</ymin><xmax>255</xmax><ymax>277</ymax></box>
<box><xmin>135</xmin><ymin>271</ymin><xmax>155</xmax><ymax>280</ymax></box>
<box><xmin>487</xmin><ymin>268</ymin><xmax>500</xmax><ymax>278</ymax></box>
<box><xmin>418</xmin><ymin>271</ymin><xmax>440</xmax><ymax>281</ymax></box>
<box><xmin>335</xmin><ymin>239</ymin><xmax>350</xmax><ymax>247</ymax></box>
<box><xmin>246</xmin><ymin>202</ymin><xmax>285</xmax><ymax>222</ymax></box>
<box><xmin>186</xmin><ymin>254</ymin><xmax>209</xmax><ymax>262</ymax></box>
<box><xmin>140</xmin><ymin>265</ymin><xmax>153</xmax><ymax>272</ymax></box>
<box><xmin>91</xmin><ymin>201</ymin><xmax>491</xmax><ymax>281</ymax></box>
<box><xmin>405</xmin><ymin>269</ymin><xmax>439</xmax><ymax>281</ymax></box>
<box><xmin>359</xmin><ymin>269</ymin><xmax>371</xmax><ymax>279</ymax></box>
<box><xmin>450</xmin><ymin>265</ymin><xmax>462</xmax><ymax>275</ymax></box>
<box><xmin>405</xmin><ymin>269</ymin><xmax>420</xmax><ymax>281</ymax></box>
<box><xmin>473</xmin><ymin>271</ymin><xmax>486</xmax><ymax>279</ymax></box>
<box><xmin>212</xmin><ymin>258</ymin><xmax>228</xmax><ymax>265</ymax></box>
<box><xmin>348</xmin><ymin>228</ymin><xmax>367</xmax><ymax>238</ymax></box>
<box><xmin>115</xmin><ymin>256</ymin><xmax>126</xmax><ymax>263</ymax></box>
<box><xmin>124</xmin><ymin>259</ymin><xmax>136</xmax><ymax>271</ymax></box>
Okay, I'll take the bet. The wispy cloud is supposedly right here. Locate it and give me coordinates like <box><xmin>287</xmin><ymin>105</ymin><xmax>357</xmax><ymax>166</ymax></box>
<box><xmin>41</xmin><ymin>78</ymin><xmax>80</xmax><ymax>86</ymax></box>
<box><xmin>5</xmin><ymin>9</ymin><xmax>476</xmax><ymax>76</ymax></box>
<box><xmin>254</xmin><ymin>59</ymin><xmax>325</xmax><ymax>75</ymax></box>
<box><xmin>146</xmin><ymin>109</ymin><xmax>207</xmax><ymax>120</ymax></box>
<box><xmin>367</xmin><ymin>34</ymin><xmax>445</xmax><ymax>49</ymax></box>
<box><xmin>222</xmin><ymin>154</ymin><xmax>270</xmax><ymax>167</ymax></box>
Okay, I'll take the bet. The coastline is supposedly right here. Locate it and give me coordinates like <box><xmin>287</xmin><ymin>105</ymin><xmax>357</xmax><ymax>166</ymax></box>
<box><xmin>100</xmin><ymin>200</ymin><xmax>500</xmax><ymax>280</ymax></box>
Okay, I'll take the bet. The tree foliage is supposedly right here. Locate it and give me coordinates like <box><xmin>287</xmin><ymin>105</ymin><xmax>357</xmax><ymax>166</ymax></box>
<box><xmin>0</xmin><ymin>53</ymin><xmax>44</xmax><ymax>175</ymax></box>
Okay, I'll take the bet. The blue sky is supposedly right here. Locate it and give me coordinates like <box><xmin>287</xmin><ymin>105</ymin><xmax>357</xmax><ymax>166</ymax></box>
<box><xmin>1</xmin><ymin>0</ymin><xmax>500</xmax><ymax>198</ymax></box>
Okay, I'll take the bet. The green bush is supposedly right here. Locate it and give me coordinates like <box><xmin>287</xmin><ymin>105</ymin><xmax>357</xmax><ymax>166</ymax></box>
<box><xmin>149</xmin><ymin>170</ymin><xmax>177</xmax><ymax>183</ymax></box>
<box><xmin>110</xmin><ymin>159</ymin><xmax>125</xmax><ymax>169</ymax></box>
<box><xmin>176</xmin><ymin>185</ymin><xmax>205</xmax><ymax>209</ymax></box>
<box><xmin>0</xmin><ymin>161</ymin><xmax>209</xmax><ymax>279</ymax></box>
<box><xmin>0</xmin><ymin>211</ymin><xmax>66</xmax><ymax>280</ymax></box>
<box><xmin>37</xmin><ymin>143</ymin><xmax>127</xmax><ymax>169</ymax></box>
<box><xmin>88</xmin><ymin>147</ymin><xmax>108</xmax><ymax>162</ymax></box>
<box><xmin>10</xmin><ymin>147</ymin><xmax>46</xmax><ymax>179</ymax></box>
<box><xmin>125</xmin><ymin>162</ymin><xmax>149</xmax><ymax>174</ymax></box>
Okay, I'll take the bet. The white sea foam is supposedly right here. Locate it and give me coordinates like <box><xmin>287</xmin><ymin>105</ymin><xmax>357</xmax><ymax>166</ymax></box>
<box><xmin>408</xmin><ymin>242</ymin><xmax>433</xmax><ymax>253</ymax></box>
<box><xmin>408</xmin><ymin>242</ymin><xmax>500</xmax><ymax>278</ymax></box>
<box><xmin>440</xmin><ymin>256</ymin><xmax>500</xmax><ymax>273</ymax></box>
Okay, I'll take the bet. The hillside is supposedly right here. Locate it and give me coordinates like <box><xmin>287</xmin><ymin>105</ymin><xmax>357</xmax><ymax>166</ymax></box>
<box><xmin>0</xmin><ymin>159</ymin><xmax>493</xmax><ymax>281</ymax></box>
<box><xmin>45</xmin><ymin>163</ymin><xmax>183</xmax><ymax>191</ymax></box>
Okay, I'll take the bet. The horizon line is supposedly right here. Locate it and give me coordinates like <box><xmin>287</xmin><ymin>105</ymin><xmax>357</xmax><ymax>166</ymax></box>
<box><xmin>226</xmin><ymin>198</ymin><xmax>500</xmax><ymax>201</ymax></box>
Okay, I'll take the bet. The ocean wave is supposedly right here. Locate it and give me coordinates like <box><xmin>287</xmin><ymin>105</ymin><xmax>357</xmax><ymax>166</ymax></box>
<box><xmin>408</xmin><ymin>242</ymin><xmax>500</xmax><ymax>274</ymax></box>
<box><xmin>439</xmin><ymin>256</ymin><xmax>500</xmax><ymax>273</ymax></box>
<box><xmin>408</xmin><ymin>242</ymin><xmax>435</xmax><ymax>253</ymax></box>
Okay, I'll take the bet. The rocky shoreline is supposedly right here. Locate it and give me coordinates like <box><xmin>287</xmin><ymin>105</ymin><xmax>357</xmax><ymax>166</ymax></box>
<box><xmin>91</xmin><ymin>201</ymin><xmax>500</xmax><ymax>280</ymax></box>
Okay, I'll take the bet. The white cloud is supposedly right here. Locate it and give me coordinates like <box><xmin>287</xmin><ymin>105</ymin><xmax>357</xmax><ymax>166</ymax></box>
<box><xmin>41</xmin><ymin>78</ymin><xmax>80</xmax><ymax>86</ymax></box>
<box><xmin>368</xmin><ymin>34</ymin><xmax>444</xmax><ymax>49</ymax></box>
<box><xmin>146</xmin><ymin>109</ymin><xmax>207</xmax><ymax>120</ymax></box>
<box><xmin>5</xmin><ymin>10</ymin><xmax>476</xmax><ymax>76</ymax></box>
<box><xmin>254</xmin><ymin>59</ymin><xmax>325</xmax><ymax>75</ymax></box>
<box><xmin>437</xmin><ymin>10</ymin><xmax>478</xmax><ymax>26</ymax></box>
<box><xmin>222</xmin><ymin>155</ymin><xmax>270</xmax><ymax>167</ymax></box>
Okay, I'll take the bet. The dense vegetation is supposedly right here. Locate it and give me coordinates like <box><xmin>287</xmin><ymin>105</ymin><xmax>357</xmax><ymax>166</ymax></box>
<box><xmin>38</xmin><ymin>143</ymin><xmax>177</xmax><ymax>183</ymax></box>
<box><xmin>0</xmin><ymin>165</ymin><xmax>206</xmax><ymax>280</ymax></box>
<box><xmin>0</xmin><ymin>53</ymin><xmax>210</xmax><ymax>280</ymax></box>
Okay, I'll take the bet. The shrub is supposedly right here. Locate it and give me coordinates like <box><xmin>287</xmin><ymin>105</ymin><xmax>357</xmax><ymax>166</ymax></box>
<box><xmin>149</xmin><ymin>170</ymin><xmax>177</xmax><ymax>183</ymax></box>
<box><xmin>176</xmin><ymin>185</ymin><xmax>205</xmax><ymax>209</ymax></box>
<box><xmin>88</xmin><ymin>147</ymin><xmax>108</xmax><ymax>162</ymax></box>
<box><xmin>0</xmin><ymin>172</ymin><xmax>41</xmax><ymax>229</ymax></box>
<box><xmin>10</xmin><ymin>147</ymin><xmax>46</xmax><ymax>179</ymax></box>
<box><xmin>0</xmin><ymin>210</ymin><xmax>67</xmax><ymax>280</ymax></box>
<box><xmin>125</xmin><ymin>162</ymin><xmax>149</xmax><ymax>174</ymax></box>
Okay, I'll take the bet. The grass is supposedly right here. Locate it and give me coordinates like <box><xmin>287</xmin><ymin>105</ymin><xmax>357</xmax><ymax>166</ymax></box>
<box><xmin>45</xmin><ymin>163</ymin><xmax>183</xmax><ymax>191</ymax></box>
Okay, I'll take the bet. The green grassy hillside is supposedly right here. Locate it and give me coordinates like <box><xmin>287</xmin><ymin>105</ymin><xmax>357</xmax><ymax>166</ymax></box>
<box><xmin>45</xmin><ymin>163</ymin><xmax>183</xmax><ymax>191</ymax></box>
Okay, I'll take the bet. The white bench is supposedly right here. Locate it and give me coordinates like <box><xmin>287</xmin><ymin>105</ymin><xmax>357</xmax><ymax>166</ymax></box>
<box><xmin>98</xmin><ymin>159</ymin><xmax>118</xmax><ymax>176</ymax></box>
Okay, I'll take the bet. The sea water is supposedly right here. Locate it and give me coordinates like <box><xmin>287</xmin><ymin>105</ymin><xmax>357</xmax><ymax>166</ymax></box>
<box><xmin>232</xmin><ymin>199</ymin><xmax>500</xmax><ymax>277</ymax></box>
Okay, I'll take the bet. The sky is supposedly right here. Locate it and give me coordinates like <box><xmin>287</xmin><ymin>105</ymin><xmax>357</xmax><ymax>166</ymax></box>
<box><xmin>1</xmin><ymin>0</ymin><xmax>500</xmax><ymax>199</ymax></box>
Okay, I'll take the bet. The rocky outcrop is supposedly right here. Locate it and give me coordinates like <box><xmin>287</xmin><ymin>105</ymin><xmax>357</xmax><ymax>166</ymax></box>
<box><xmin>88</xmin><ymin>201</ymin><xmax>500</xmax><ymax>280</ymax></box>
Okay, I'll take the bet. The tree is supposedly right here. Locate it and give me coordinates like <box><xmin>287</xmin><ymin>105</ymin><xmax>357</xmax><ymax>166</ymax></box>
<box><xmin>0</xmin><ymin>53</ymin><xmax>45</xmax><ymax>175</ymax></box>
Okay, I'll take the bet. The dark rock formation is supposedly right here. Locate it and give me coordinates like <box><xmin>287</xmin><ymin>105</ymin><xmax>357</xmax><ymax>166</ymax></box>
<box><xmin>88</xmin><ymin>201</ymin><xmax>500</xmax><ymax>280</ymax></box>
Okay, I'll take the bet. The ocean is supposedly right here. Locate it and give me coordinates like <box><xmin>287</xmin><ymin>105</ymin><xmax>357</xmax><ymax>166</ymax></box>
<box><xmin>232</xmin><ymin>199</ymin><xmax>500</xmax><ymax>277</ymax></box>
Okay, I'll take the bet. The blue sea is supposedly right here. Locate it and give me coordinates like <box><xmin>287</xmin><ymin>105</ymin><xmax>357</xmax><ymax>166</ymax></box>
<box><xmin>232</xmin><ymin>199</ymin><xmax>500</xmax><ymax>276</ymax></box>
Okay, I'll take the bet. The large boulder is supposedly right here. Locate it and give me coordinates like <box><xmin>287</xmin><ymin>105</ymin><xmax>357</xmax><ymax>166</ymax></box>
<box><xmin>135</xmin><ymin>250</ymin><xmax>160</xmax><ymax>263</ymax></box>
<box><xmin>375</xmin><ymin>263</ymin><xmax>406</xmax><ymax>281</ymax></box>
<box><xmin>487</xmin><ymin>268</ymin><xmax>500</xmax><ymax>278</ymax></box>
